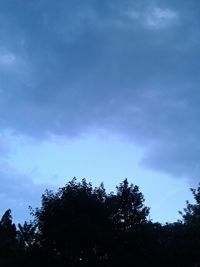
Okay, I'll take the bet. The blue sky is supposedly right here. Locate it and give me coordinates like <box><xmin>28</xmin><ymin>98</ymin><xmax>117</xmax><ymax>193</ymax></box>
<box><xmin>0</xmin><ymin>0</ymin><xmax>199</xmax><ymax>223</ymax></box>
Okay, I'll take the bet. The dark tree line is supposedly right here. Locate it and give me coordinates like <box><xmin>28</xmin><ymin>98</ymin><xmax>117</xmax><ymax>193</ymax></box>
<box><xmin>1</xmin><ymin>178</ymin><xmax>200</xmax><ymax>266</ymax></box>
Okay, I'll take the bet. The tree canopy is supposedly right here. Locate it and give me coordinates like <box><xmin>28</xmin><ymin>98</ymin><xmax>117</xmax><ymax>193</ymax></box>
<box><xmin>0</xmin><ymin>177</ymin><xmax>200</xmax><ymax>266</ymax></box>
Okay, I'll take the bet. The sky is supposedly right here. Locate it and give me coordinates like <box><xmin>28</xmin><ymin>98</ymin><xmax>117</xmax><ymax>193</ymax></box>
<box><xmin>0</xmin><ymin>0</ymin><xmax>199</xmax><ymax>223</ymax></box>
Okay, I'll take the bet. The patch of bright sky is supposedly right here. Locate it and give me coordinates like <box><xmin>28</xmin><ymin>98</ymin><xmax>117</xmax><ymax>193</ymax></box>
<box><xmin>7</xmin><ymin>132</ymin><xmax>193</xmax><ymax>223</ymax></box>
<box><xmin>145</xmin><ymin>7</ymin><xmax>178</xmax><ymax>30</ymax></box>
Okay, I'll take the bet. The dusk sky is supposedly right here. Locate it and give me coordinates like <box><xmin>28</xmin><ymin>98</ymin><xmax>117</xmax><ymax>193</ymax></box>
<box><xmin>0</xmin><ymin>0</ymin><xmax>199</xmax><ymax>223</ymax></box>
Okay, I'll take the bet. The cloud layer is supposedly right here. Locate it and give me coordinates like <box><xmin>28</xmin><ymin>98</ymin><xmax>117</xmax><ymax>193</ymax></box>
<box><xmin>0</xmin><ymin>0</ymin><xmax>200</xmax><ymax>178</ymax></box>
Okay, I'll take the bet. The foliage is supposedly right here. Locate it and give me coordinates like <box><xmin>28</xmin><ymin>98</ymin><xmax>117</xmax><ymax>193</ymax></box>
<box><xmin>1</xmin><ymin>178</ymin><xmax>200</xmax><ymax>266</ymax></box>
<box><xmin>33</xmin><ymin>178</ymin><xmax>111</xmax><ymax>263</ymax></box>
<box><xmin>0</xmin><ymin>209</ymin><xmax>17</xmax><ymax>248</ymax></box>
<box><xmin>107</xmin><ymin>178</ymin><xmax>150</xmax><ymax>231</ymax></box>
<box><xmin>180</xmin><ymin>184</ymin><xmax>200</xmax><ymax>225</ymax></box>
<box><xmin>17</xmin><ymin>221</ymin><xmax>38</xmax><ymax>249</ymax></box>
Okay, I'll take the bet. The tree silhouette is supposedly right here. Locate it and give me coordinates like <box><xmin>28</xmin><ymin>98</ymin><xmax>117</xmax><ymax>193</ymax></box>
<box><xmin>0</xmin><ymin>210</ymin><xmax>20</xmax><ymax>266</ymax></box>
<box><xmin>107</xmin><ymin>178</ymin><xmax>150</xmax><ymax>231</ymax></box>
<box><xmin>178</xmin><ymin>184</ymin><xmax>200</xmax><ymax>267</ymax></box>
<box><xmin>17</xmin><ymin>221</ymin><xmax>38</xmax><ymax>249</ymax></box>
<box><xmin>180</xmin><ymin>184</ymin><xmax>200</xmax><ymax>225</ymax></box>
<box><xmin>0</xmin><ymin>209</ymin><xmax>17</xmax><ymax>247</ymax></box>
<box><xmin>33</xmin><ymin>178</ymin><xmax>111</xmax><ymax>264</ymax></box>
<box><xmin>1</xmin><ymin>178</ymin><xmax>200</xmax><ymax>266</ymax></box>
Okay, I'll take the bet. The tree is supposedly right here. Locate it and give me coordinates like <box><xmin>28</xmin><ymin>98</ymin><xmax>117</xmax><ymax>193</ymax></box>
<box><xmin>180</xmin><ymin>184</ymin><xmax>200</xmax><ymax>225</ymax></box>
<box><xmin>0</xmin><ymin>209</ymin><xmax>17</xmax><ymax>248</ymax></box>
<box><xmin>179</xmin><ymin>184</ymin><xmax>200</xmax><ymax>266</ymax></box>
<box><xmin>17</xmin><ymin>221</ymin><xmax>38</xmax><ymax>249</ymax></box>
<box><xmin>30</xmin><ymin>178</ymin><xmax>151</xmax><ymax>266</ymax></box>
<box><xmin>33</xmin><ymin>178</ymin><xmax>110</xmax><ymax>264</ymax></box>
<box><xmin>0</xmin><ymin>210</ymin><xmax>20</xmax><ymax>266</ymax></box>
<box><xmin>107</xmin><ymin>179</ymin><xmax>150</xmax><ymax>231</ymax></box>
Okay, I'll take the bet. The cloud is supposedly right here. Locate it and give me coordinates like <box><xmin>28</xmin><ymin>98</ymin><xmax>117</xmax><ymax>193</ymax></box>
<box><xmin>125</xmin><ymin>5</ymin><xmax>178</xmax><ymax>30</ymax></box>
<box><xmin>145</xmin><ymin>7</ymin><xmax>178</xmax><ymax>29</ymax></box>
<box><xmin>0</xmin><ymin>135</ymin><xmax>10</xmax><ymax>157</ymax></box>
<box><xmin>0</xmin><ymin>0</ymin><xmax>199</xmax><ymax>179</ymax></box>
<box><xmin>0</xmin><ymin>51</ymin><xmax>15</xmax><ymax>66</ymax></box>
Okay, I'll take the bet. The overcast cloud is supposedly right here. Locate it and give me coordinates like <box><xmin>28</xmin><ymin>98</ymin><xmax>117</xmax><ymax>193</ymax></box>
<box><xmin>0</xmin><ymin>0</ymin><xmax>200</xmax><ymax>182</ymax></box>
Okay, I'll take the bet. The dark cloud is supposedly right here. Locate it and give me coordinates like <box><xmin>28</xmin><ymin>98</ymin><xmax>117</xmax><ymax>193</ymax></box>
<box><xmin>0</xmin><ymin>0</ymin><xmax>200</xmax><ymax>178</ymax></box>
